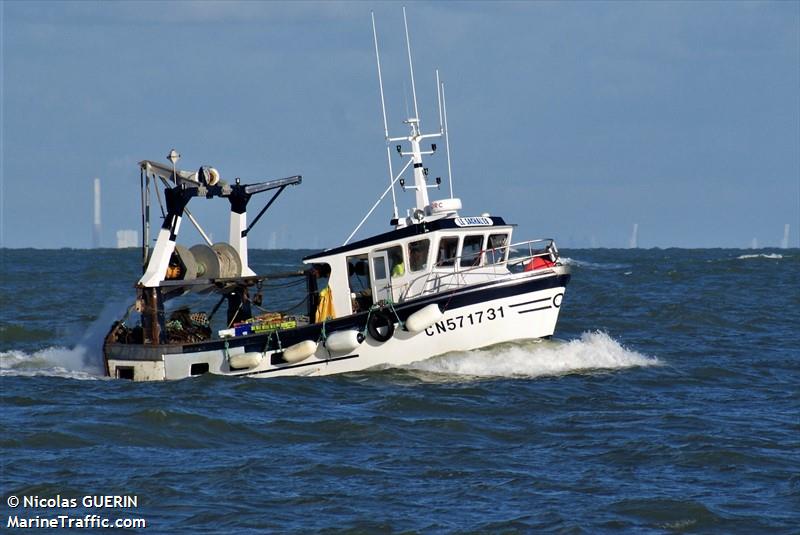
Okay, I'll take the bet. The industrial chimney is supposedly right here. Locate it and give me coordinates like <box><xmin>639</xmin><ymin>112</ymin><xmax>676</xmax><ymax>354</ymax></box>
<box><xmin>629</xmin><ymin>223</ymin><xmax>639</xmax><ymax>249</ymax></box>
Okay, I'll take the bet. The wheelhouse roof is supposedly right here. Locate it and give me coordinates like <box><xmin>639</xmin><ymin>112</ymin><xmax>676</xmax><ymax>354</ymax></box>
<box><xmin>303</xmin><ymin>216</ymin><xmax>510</xmax><ymax>262</ymax></box>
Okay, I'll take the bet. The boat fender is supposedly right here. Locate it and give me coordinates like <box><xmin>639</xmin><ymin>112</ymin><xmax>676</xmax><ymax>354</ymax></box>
<box><xmin>229</xmin><ymin>352</ymin><xmax>263</xmax><ymax>370</ymax></box>
<box><xmin>405</xmin><ymin>304</ymin><xmax>443</xmax><ymax>333</ymax></box>
<box><xmin>325</xmin><ymin>330</ymin><xmax>365</xmax><ymax>353</ymax></box>
<box><xmin>367</xmin><ymin>310</ymin><xmax>395</xmax><ymax>343</ymax></box>
<box><xmin>282</xmin><ymin>340</ymin><xmax>318</xmax><ymax>364</ymax></box>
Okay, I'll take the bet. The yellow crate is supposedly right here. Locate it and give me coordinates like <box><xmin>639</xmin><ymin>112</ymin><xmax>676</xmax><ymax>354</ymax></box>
<box><xmin>251</xmin><ymin>320</ymin><xmax>297</xmax><ymax>333</ymax></box>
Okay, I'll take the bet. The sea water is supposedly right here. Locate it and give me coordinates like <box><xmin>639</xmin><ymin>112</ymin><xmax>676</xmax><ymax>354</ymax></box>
<box><xmin>1</xmin><ymin>248</ymin><xmax>798</xmax><ymax>533</ymax></box>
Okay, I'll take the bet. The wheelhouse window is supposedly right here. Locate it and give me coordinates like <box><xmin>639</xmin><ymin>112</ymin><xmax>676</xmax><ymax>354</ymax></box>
<box><xmin>377</xmin><ymin>245</ymin><xmax>405</xmax><ymax>278</ymax></box>
<box><xmin>486</xmin><ymin>233</ymin><xmax>509</xmax><ymax>264</ymax></box>
<box><xmin>408</xmin><ymin>239</ymin><xmax>430</xmax><ymax>272</ymax></box>
<box><xmin>460</xmin><ymin>235</ymin><xmax>485</xmax><ymax>267</ymax></box>
<box><xmin>347</xmin><ymin>254</ymin><xmax>372</xmax><ymax>313</ymax></box>
<box><xmin>372</xmin><ymin>256</ymin><xmax>387</xmax><ymax>280</ymax></box>
<box><xmin>436</xmin><ymin>237</ymin><xmax>459</xmax><ymax>267</ymax></box>
<box><xmin>347</xmin><ymin>254</ymin><xmax>371</xmax><ymax>292</ymax></box>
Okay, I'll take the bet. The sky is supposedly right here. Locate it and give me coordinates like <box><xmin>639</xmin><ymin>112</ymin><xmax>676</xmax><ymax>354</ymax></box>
<box><xmin>2</xmin><ymin>0</ymin><xmax>798</xmax><ymax>249</ymax></box>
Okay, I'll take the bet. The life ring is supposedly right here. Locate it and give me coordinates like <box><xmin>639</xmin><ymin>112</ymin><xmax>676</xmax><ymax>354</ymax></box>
<box><xmin>367</xmin><ymin>310</ymin><xmax>395</xmax><ymax>342</ymax></box>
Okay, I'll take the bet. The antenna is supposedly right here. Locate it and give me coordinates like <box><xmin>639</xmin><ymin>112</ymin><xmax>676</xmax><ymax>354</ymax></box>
<box><xmin>441</xmin><ymin>80</ymin><xmax>454</xmax><ymax>198</ymax></box>
<box><xmin>372</xmin><ymin>11</ymin><xmax>398</xmax><ymax>219</ymax></box>
<box><xmin>403</xmin><ymin>6</ymin><xmax>420</xmax><ymax>121</ymax></box>
<box><xmin>372</xmin><ymin>12</ymin><xmax>389</xmax><ymax>139</ymax></box>
<box><xmin>436</xmin><ymin>69</ymin><xmax>444</xmax><ymax>133</ymax></box>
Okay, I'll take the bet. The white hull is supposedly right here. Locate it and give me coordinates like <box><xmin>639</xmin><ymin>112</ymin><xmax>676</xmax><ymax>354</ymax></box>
<box><xmin>106</xmin><ymin>270</ymin><xmax>568</xmax><ymax>381</ymax></box>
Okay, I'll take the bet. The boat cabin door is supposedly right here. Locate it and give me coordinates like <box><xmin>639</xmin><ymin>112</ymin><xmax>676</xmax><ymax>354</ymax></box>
<box><xmin>368</xmin><ymin>250</ymin><xmax>393</xmax><ymax>303</ymax></box>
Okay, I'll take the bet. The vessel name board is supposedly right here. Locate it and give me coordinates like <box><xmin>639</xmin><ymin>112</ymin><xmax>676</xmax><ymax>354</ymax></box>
<box><xmin>454</xmin><ymin>217</ymin><xmax>493</xmax><ymax>227</ymax></box>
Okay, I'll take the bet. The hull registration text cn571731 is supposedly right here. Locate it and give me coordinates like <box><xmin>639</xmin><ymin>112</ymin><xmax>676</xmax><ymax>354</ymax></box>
<box><xmin>424</xmin><ymin>306</ymin><xmax>505</xmax><ymax>336</ymax></box>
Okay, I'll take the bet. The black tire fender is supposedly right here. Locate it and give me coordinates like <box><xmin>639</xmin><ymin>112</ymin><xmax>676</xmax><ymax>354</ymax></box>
<box><xmin>367</xmin><ymin>310</ymin><xmax>395</xmax><ymax>342</ymax></box>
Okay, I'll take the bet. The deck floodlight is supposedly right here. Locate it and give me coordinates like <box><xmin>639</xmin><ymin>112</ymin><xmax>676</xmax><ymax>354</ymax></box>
<box><xmin>167</xmin><ymin>149</ymin><xmax>180</xmax><ymax>165</ymax></box>
<box><xmin>167</xmin><ymin>149</ymin><xmax>181</xmax><ymax>184</ymax></box>
<box><xmin>399</xmin><ymin>178</ymin><xmax>405</xmax><ymax>190</ymax></box>
<box><xmin>396</xmin><ymin>144</ymin><xmax>402</xmax><ymax>155</ymax></box>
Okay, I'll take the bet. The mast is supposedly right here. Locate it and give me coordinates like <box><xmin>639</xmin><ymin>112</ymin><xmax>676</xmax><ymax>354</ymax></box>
<box><xmin>441</xmin><ymin>80</ymin><xmax>454</xmax><ymax>198</ymax></box>
<box><xmin>385</xmin><ymin>8</ymin><xmax>445</xmax><ymax>218</ymax></box>
<box><xmin>372</xmin><ymin>11</ymin><xmax>398</xmax><ymax>220</ymax></box>
<box><xmin>348</xmin><ymin>7</ymin><xmax>460</xmax><ymax>244</ymax></box>
<box><xmin>393</xmin><ymin>117</ymin><xmax>431</xmax><ymax>211</ymax></box>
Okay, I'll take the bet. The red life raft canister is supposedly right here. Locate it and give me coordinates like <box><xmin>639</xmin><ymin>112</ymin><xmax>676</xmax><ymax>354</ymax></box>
<box><xmin>524</xmin><ymin>256</ymin><xmax>556</xmax><ymax>271</ymax></box>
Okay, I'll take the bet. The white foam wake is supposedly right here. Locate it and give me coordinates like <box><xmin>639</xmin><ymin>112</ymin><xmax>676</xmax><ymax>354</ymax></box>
<box><xmin>1</xmin><ymin>299</ymin><xmax>129</xmax><ymax>380</ymax></box>
<box><xmin>559</xmin><ymin>257</ymin><xmax>630</xmax><ymax>270</ymax></box>
<box><xmin>737</xmin><ymin>253</ymin><xmax>783</xmax><ymax>260</ymax></box>
<box><xmin>0</xmin><ymin>346</ymin><xmax>102</xmax><ymax>380</ymax></box>
<box><xmin>406</xmin><ymin>331</ymin><xmax>658</xmax><ymax>379</ymax></box>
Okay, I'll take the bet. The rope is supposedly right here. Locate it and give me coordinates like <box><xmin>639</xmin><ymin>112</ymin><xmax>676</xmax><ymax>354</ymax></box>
<box><xmin>385</xmin><ymin>300</ymin><xmax>405</xmax><ymax>330</ymax></box>
<box><xmin>262</xmin><ymin>332</ymin><xmax>272</xmax><ymax>353</ymax></box>
<box><xmin>226</xmin><ymin>299</ymin><xmax>244</xmax><ymax>328</ymax></box>
<box><xmin>318</xmin><ymin>317</ymin><xmax>329</xmax><ymax>344</ymax></box>
<box><xmin>361</xmin><ymin>300</ymin><xmax>405</xmax><ymax>335</ymax></box>
<box><xmin>249</xmin><ymin>291</ymin><xmax>309</xmax><ymax>316</ymax></box>
<box><xmin>258</xmin><ymin>278</ymin><xmax>306</xmax><ymax>289</ymax></box>
<box><xmin>319</xmin><ymin>317</ymin><xmax>332</xmax><ymax>359</ymax></box>
<box><xmin>361</xmin><ymin>307</ymin><xmax>374</xmax><ymax>337</ymax></box>
<box><xmin>280</xmin><ymin>294</ymin><xmax>309</xmax><ymax>315</ymax></box>
<box><xmin>153</xmin><ymin>176</ymin><xmax>166</xmax><ymax>218</ymax></box>
<box><xmin>440</xmin><ymin>285</ymin><xmax>458</xmax><ymax>314</ymax></box>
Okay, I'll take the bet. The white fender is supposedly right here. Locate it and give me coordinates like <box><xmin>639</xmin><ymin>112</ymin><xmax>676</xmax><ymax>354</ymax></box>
<box><xmin>325</xmin><ymin>330</ymin><xmax>365</xmax><ymax>353</ymax></box>
<box><xmin>282</xmin><ymin>340</ymin><xmax>318</xmax><ymax>364</ymax></box>
<box><xmin>405</xmin><ymin>303</ymin><xmax>444</xmax><ymax>333</ymax></box>
<box><xmin>230</xmin><ymin>352</ymin><xmax>262</xmax><ymax>369</ymax></box>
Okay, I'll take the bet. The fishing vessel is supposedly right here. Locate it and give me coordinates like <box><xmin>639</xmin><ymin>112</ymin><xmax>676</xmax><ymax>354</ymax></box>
<box><xmin>102</xmin><ymin>11</ymin><xmax>571</xmax><ymax>381</ymax></box>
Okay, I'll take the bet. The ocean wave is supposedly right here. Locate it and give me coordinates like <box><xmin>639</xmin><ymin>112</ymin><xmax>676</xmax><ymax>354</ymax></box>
<box><xmin>0</xmin><ymin>298</ymin><xmax>128</xmax><ymax>379</ymax></box>
<box><xmin>737</xmin><ymin>253</ymin><xmax>783</xmax><ymax>260</ymax></box>
<box><xmin>0</xmin><ymin>346</ymin><xmax>103</xmax><ymax>380</ymax></box>
<box><xmin>404</xmin><ymin>331</ymin><xmax>659</xmax><ymax>380</ymax></box>
<box><xmin>559</xmin><ymin>257</ymin><xmax>630</xmax><ymax>270</ymax></box>
<box><xmin>0</xmin><ymin>324</ymin><xmax>53</xmax><ymax>344</ymax></box>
